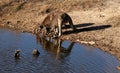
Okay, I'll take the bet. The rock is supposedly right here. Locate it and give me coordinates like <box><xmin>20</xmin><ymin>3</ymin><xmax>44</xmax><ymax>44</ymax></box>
<box><xmin>14</xmin><ymin>50</ymin><xmax>21</xmax><ymax>58</ymax></box>
<box><xmin>80</xmin><ymin>41</ymin><xmax>88</xmax><ymax>44</ymax></box>
<box><xmin>117</xmin><ymin>66</ymin><xmax>120</xmax><ymax>70</ymax></box>
<box><xmin>80</xmin><ymin>41</ymin><xmax>95</xmax><ymax>45</ymax></box>
<box><xmin>32</xmin><ymin>49</ymin><xmax>40</xmax><ymax>55</ymax></box>
<box><xmin>88</xmin><ymin>41</ymin><xmax>95</xmax><ymax>45</ymax></box>
<box><xmin>76</xmin><ymin>39</ymin><xmax>80</xmax><ymax>42</ymax></box>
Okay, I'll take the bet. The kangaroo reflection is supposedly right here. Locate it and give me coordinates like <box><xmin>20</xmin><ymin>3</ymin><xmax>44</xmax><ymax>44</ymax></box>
<box><xmin>36</xmin><ymin>35</ymin><xmax>75</xmax><ymax>59</ymax></box>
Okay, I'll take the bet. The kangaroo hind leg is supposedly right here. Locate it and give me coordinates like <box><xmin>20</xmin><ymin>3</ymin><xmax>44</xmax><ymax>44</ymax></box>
<box><xmin>69</xmin><ymin>18</ymin><xmax>76</xmax><ymax>31</ymax></box>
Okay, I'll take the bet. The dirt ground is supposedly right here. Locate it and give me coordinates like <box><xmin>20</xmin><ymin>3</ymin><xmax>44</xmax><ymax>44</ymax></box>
<box><xmin>0</xmin><ymin>0</ymin><xmax>120</xmax><ymax>61</ymax></box>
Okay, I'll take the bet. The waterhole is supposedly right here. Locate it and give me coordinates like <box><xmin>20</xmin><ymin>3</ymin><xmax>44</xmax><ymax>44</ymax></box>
<box><xmin>0</xmin><ymin>28</ymin><xmax>119</xmax><ymax>73</ymax></box>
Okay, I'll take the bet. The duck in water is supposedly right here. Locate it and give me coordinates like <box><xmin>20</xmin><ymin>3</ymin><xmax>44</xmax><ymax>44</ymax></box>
<box><xmin>14</xmin><ymin>50</ymin><xmax>21</xmax><ymax>58</ymax></box>
<box><xmin>32</xmin><ymin>49</ymin><xmax>40</xmax><ymax>56</ymax></box>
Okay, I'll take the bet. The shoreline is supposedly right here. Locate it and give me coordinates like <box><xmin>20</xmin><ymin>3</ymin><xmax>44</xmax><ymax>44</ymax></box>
<box><xmin>0</xmin><ymin>21</ymin><xmax>120</xmax><ymax>61</ymax></box>
<box><xmin>0</xmin><ymin>0</ymin><xmax>120</xmax><ymax>61</ymax></box>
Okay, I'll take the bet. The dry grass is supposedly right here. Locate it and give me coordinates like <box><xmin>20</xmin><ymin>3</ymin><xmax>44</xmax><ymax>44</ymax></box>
<box><xmin>106</xmin><ymin>15</ymin><xmax>120</xmax><ymax>27</ymax></box>
<box><xmin>0</xmin><ymin>0</ymin><xmax>107</xmax><ymax>14</ymax></box>
<box><xmin>40</xmin><ymin>0</ymin><xmax>106</xmax><ymax>12</ymax></box>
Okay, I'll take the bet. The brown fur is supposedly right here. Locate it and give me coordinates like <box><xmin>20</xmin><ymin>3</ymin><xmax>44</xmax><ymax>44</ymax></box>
<box><xmin>36</xmin><ymin>11</ymin><xmax>76</xmax><ymax>37</ymax></box>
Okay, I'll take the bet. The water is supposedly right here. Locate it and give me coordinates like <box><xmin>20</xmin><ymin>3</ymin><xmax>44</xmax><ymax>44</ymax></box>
<box><xmin>0</xmin><ymin>28</ymin><xmax>120</xmax><ymax>73</ymax></box>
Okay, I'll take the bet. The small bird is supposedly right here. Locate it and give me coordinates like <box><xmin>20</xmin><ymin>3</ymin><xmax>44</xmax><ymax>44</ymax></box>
<box><xmin>32</xmin><ymin>49</ymin><xmax>40</xmax><ymax>56</ymax></box>
<box><xmin>14</xmin><ymin>50</ymin><xmax>21</xmax><ymax>58</ymax></box>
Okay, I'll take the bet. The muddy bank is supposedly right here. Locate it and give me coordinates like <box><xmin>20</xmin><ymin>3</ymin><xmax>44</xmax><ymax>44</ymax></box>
<box><xmin>0</xmin><ymin>0</ymin><xmax>120</xmax><ymax>61</ymax></box>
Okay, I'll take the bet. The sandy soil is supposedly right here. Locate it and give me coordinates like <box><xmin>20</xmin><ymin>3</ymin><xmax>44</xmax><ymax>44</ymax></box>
<box><xmin>0</xmin><ymin>0</ymin><xmax>120</xmax><ymax>61</ymax></box>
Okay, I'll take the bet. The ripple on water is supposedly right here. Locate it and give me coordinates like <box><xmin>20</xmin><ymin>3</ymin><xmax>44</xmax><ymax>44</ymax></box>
<box><xmin>0</xmin><ymin>28</ymin><xmax>120</xmax><ymax>73</ymax></box>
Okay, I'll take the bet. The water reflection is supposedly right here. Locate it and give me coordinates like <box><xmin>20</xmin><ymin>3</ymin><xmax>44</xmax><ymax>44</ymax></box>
<box><xmin>14</xmin><ymin>57</ymin><xmax>20</xmax><ymax>63</ymax></box>
<box><xmin>0</xmin><ymin>28</ymin><xmax>120</xmax><ymax>73</ymax></box>
<box><xmin>36</xmin><ymin>35</ymin><xmax>75</xmax><ymax>59</ymax></box>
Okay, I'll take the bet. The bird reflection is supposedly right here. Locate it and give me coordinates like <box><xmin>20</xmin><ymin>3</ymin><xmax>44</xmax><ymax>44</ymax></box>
<box><xmin>36</xmin><ymin>35</ymin><xmax>75</xmax><ymax>59</ymax></box>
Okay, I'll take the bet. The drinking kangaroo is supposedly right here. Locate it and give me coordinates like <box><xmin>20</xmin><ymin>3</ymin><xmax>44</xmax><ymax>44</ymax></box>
<box><xmin>35</xmin><ymin>11</ymin><xmax>76</xmax><ymax>37</ymax></box>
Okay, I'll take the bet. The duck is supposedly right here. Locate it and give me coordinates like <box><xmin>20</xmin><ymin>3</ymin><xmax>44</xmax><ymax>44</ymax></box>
<box><xmin>14</xmin><ymin>50</ymin><xmax>21</xmax><ymax>58</ymax></box>
<box><xmin>32</xmin><ymin>49</ymin><xmax>40</xmax><ymax>56</ymax></box>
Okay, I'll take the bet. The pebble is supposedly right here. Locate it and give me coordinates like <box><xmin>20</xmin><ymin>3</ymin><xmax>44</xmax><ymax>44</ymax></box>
<box><xmin>88</xmin><ymin>41</ymin><xmax>95</xmax><ymax>45</ymax></box>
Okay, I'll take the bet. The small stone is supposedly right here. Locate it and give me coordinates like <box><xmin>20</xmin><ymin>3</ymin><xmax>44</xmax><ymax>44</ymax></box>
<box><xmin>76</xmin><ymin>39</ymin><xmax>80</xmax><ymax>42</ymax></box>
<box><xmin>88</xmin><ymin>41</ymin><xmax>95</xmax><ymax>45</ymax></box>
<box><xmin>81</xmin><ymin>41</ymin><xmax>88</xmax><ymax>44</ymax></box>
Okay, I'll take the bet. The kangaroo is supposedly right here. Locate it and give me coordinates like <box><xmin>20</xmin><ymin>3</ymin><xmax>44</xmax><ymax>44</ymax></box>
<box><xmin>35</xmin><ymin>11</ymin><xmax>76</xmax><ymax>37</ymax></box>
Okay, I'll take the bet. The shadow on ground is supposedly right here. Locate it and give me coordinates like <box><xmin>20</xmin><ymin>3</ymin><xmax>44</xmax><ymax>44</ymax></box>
<box><xmin>63</xmin><ymin>23</ymin><xmax>111</xmax><ymax>35</ymax></box>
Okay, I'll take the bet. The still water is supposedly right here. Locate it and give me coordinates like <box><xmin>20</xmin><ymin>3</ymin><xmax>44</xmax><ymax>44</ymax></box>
<box><xmin>0</xmin><ymin>28</ymin><xmax>120</xmax><ymax>73</ymax></box>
